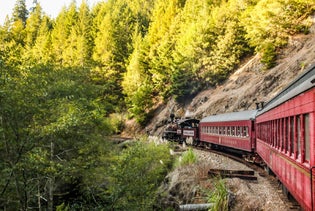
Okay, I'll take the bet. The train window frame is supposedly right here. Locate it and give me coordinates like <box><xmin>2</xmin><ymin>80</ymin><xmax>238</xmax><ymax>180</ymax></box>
<box><xmin>303</xmin><ymin>114</ymin><xmax>310</xmax><ymax>163</ymax></box>
<box><xmin>285</xmin><ymin>117</ymin><xmax>289</xmax><ymax>154</ymax></box>
<box><xmin>236</xmin><ymin>126</ymin><xmax>241</xmax><ymax>137</ymax></box>
<box><xmin>296</xmin><ymin>115</ymin><xmax>301</xmax><ymax>160</ymax></box>
<box><xmin>245</xmin><ymin>127</ymin><xmax>249</xmax><ymax>137</ymax></box>
<box><xmin>289</xmin><ymin>116</ymin><xmax>294</xmax><ymax>157</ymax></box>
<box><xmin>280</xmin><ymin>118</ymin><xmax>284</xmax><ymax>152</ymax></box>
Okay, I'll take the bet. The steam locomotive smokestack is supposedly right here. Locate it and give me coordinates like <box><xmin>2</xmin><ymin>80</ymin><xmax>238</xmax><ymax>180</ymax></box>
<box><xmin>255</xmin><ymin>103</ymin><xmax>260</xmax><ymax>110</ymax></box>
<box><xmin>170</xmin><ymin>113</ymin><xmax>175</xmax><ymax>123</ymax></box>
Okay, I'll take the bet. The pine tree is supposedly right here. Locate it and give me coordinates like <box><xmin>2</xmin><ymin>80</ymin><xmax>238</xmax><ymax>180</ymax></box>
<box><xmin>31</xmin><ymin>15</ymin><xmax>53</xmax><ymax>65</ymax></box>
<box><xmin>12</xmin><ymin>0</ymin><xmax>29</xmax><ymax>26</ymax></box>
<box><xmin>25</xmin><ymin>2</ymin><xmax>42</xmax><ymax>48</ymax></box>
<box><xmin>51</xmin><ymin>7</ymin><xmax>70</xmax><ymax>65</ymax></box>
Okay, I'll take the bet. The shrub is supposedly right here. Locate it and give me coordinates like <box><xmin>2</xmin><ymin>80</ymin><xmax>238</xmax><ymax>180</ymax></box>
<box><xmin>208</xmin><ymin>179</ymin><xmax>229</xmax><ymax>211</ymax></box>
<box><xmin>175</xmin><ymin>148</ymin><xmax>198</xmax><ymax>167</ymax></box>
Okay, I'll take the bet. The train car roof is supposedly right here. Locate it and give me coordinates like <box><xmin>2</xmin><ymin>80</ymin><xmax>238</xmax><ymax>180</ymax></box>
<box><xmin>200</xmin><ymin>110</ymin><xmax>257</xmax><ymax>123</ymax></box>
<box><xmin>257</xmin><ymin>63</ymin><xmax>315</xmax><ymax>116</ymax></box>
<box><xmin>177</xmin><ymin>118</ymin><xmax>200</xmax><ymax>125</ymax></box>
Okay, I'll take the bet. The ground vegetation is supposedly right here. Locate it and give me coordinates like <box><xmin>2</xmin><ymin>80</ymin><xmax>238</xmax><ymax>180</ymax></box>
<box><xmin>0</xmin><ymin>0</ymin><xmax>314</xmax><ymax>209</ymax></box>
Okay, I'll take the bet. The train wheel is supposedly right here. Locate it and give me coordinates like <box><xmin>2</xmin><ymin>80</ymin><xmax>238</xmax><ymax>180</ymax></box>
<box><xmin>281</xmin><ymin>183</ymin><xmax>291</xmax><ymax>199</ymax></box>
<box><xmin>264</xmin><ymin>165</ymin><xmax>272</xmax><ymax>175</ymax></box>
<box><xmin>193</xmin><ymin>139</ymin><xmax>199</xmax><ymax>147</ymax></box>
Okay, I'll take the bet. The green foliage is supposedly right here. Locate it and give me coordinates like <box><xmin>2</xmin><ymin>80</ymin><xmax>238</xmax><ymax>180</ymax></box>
<box><xmin>261</xmin><ymin>42</ymin><xmax>277</xmax><ymax>69</ymax></box>
<box><xmin>208</xmin><ymin>179</ymin><xmax>229</xmax><ymax>211</ymax></box>
<box><xmin>109</xmin><ymin>113</ymin><xmax>126</xmax><ymax>134</ymax></box>
<box><xmin>242</xmin><ymin>0</ymin><xmax>315</xmax><ymax>68</ymax></box>
<box><xmin>0</xmin><ymin>0</ymin><xmax>314</xmax><ymax>208</ymax></box>
<box><xmin>106</xmin><ymin>140</ymin><xmax>173</xmax><ymax>210</ymax></box>
<box><xmin>12</xmin><ymin>0</ymin><xmax>28</xmax><ymax>26</ymax></box>
<box><xmin>0</xmin><ymin>65</ymin><xmax>116</xmax><ymax>209</ymax></box>
<box><xmin>175</xmin><ymin>148</ymin><xmax>197</xmax><ymax>167</ymax></box>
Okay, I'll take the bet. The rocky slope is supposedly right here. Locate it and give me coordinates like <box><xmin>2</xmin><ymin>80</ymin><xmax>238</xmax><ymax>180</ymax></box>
<box><xmin>156</xmin><ymin>148</ymin><xmax>297</xmax><ymax>210</ymax></box>
<box><xmin>145</xmin><ymin>16</ymin><xmax>315</xmax><ymax>136</ymax></box>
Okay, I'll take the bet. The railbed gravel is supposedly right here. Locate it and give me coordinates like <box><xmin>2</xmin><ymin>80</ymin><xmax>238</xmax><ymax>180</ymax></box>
<box><xmin>194</xmin><ymin>148</ymin><xmax>299</xmax><ymax>211</ymax></box>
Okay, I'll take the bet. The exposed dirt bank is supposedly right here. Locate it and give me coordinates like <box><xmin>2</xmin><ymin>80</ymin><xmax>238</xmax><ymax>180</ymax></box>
<box><xmin>144</xmin><ymin>19</ymin><xmax>315</xmax><ymax>137</ymax></box>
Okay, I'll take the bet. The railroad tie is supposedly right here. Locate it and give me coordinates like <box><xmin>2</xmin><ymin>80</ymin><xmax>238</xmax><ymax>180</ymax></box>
<box><xmin>208</xmin><ymin>168</ymin><xmax>257</xmax><ymax>180</ymax></box>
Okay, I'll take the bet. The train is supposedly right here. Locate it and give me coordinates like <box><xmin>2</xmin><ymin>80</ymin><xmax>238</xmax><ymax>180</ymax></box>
<box><xmin>162</xmin><ymin>63</ymin><xmax>315</xmax><ymax>210</ymax></box>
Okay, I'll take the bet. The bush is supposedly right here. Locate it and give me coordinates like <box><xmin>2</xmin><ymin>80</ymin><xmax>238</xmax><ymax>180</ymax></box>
<box><xmin>208</xmin><ymin>179</ymin><xmax>229</xmax><ymax>211</ymax></box>
<box><xmin>261</xmin><ymin>42</ymin><xmax>277</xmax><ymax>69</ymax></box>
<box><xmin>175</xmin><ymin>148</ymin><xmax>198</xmax><ymax>167</ymax></box>
<box><xmin>105</xmin><ymin>139</ymin><xmax>173</xmax><ymax>210</ymax></box>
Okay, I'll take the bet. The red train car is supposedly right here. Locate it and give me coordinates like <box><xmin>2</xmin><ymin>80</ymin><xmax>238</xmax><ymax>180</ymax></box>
<box><xmin>199</xmin><ymin>110</ymin><xmax>257</xmax><ymax>152</ymax></box>
<box><xmin>256</xmin><ymin>64</ymin><xmax>315</xmax><ymax>210</ymax></box>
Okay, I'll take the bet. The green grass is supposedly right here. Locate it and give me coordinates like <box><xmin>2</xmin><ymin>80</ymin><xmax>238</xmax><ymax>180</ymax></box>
<box><xmin>175</xmin><ymin>148</ymin><xmax>197</xmax><ymax>167</ymax></box>
<box><xmin>208</xmin><ymin>179</ymin><xmax>229</xmax><ymax>211</ymax></box>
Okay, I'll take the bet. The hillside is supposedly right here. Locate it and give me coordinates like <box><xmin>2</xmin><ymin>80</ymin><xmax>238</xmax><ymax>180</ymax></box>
<box><xmin>145</xmin><ymin>16</ymin><xmax>315</xmax><ymax>136</ymax></box>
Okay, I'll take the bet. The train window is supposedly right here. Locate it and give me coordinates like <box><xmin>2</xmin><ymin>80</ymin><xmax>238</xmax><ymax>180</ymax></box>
<box><xmin>244</xmin><ymin>127</ymin><xmax>249</xmax><ymax>137</ymax></box>
<box><xmin>304</xmin><ymin>114</ymin><xmax>310</xmax><ymax>161</ymax></box>
<box><xmin>278</xmin><ymin>119</ymin><xmax>282</xmax><ymax>150</ymax></box>
<box><xmin>285</xmin><ymin>117</ymin><xmax>289</xmax><ymax>153</ymax></box>
<box><xmin>297</xmin><ymin>115</ymin><xmax>301</xmax><ymax>158</ymax></box>
<box><xmin>281</xmin><ymin>119</ymin><xmax>284</xmax><ymax>151</ymax></box>
<box><xmin>274</xmin><ymin>120</ymin><xmax>277</xmax><ymax>148</ymax></box>
<box><xmin>273</xmin><ymin>120</ymin><xmax>276</xmax><ymax>147</ymax></box>
<box><xmin>290</xmin><ymin>117</ymin><xmax>294</xmax><ymax>156</ymax></box>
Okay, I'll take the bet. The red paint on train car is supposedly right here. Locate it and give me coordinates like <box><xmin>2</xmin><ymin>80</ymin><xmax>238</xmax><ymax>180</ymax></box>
<box><xmin>257</xmin><ymin>139</ymin><xmax>312</xmax><ymax>210</ymax></box>
<box><xmin>256</xmin><ymin>88</ymin><xmax>315</xmax><ymax>210</ymax></box>
<box><xmin>200</xmin><ymin>119</ymin><xmax>256</xmax><ymax>152</ymax></box>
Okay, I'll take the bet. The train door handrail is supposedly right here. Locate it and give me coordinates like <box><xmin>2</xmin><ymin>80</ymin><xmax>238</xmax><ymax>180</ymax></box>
<box><xmin>311</xmin><ymin>166</ymin><xmax>315</xmax><ymax>211</ymax></box>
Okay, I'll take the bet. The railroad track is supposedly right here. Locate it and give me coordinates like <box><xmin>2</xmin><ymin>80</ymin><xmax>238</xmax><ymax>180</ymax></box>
<box><xmin>192</xmin><ymin>145</ymin><xmax>302</xmax><ymax>210</ymax></box>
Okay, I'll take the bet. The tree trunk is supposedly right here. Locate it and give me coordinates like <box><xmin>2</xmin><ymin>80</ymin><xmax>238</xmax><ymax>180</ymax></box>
<box><xmin>48</xmin><ymin>140</ymin><xmax>54</xmax><ymax>211</ymax></box>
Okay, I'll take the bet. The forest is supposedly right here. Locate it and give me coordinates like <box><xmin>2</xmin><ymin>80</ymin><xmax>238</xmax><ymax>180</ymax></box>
<box><xmin>0</xmin><ymin>0</ymin><xmax>314</xmax><ymax>210</ymax></box>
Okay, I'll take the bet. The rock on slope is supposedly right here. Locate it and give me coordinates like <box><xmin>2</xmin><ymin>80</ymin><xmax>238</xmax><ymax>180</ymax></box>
<box><xmin>146</xmin><ymin>18</ymin><xmax>315</xmax><ymax>136</ymax></box>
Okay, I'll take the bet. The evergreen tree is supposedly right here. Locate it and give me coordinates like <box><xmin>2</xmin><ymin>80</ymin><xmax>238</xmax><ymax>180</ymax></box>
<box><xmin>51</xmin><ymin>7</ymin><xmax>70</xmax><ymax>65</ymax></box>
<box><xmin>30</xmin><ymin>15</ymin><xmax>53</xmax><ymax>65</ymax></box>
<box><xmin>146</xmin><ymin>0</ymin><xmax>183</xmax><ymax>99</ymax></box>
<box><xmin>75</xmin><ymin>0</ymin><xmax>93</xmax><ymax>66</ymax></box>
<box><xmin>25</xmin><ymin>2</ymin><xmax>42</xmax><ymax>48</ymax></box>
<box><xmin>12</xmin><ymin>0</ymin><xmax>29</xmax><ymax>26</ymax></box>
<box><xmin>122</xmin><ymin>30</ymin><xmax>153</xmax><ymax>124</ymax></box>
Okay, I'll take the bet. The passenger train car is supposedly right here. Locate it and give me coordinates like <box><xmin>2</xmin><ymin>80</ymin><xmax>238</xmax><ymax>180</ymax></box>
<box><xmin>162</xmin><ymin>63</ymin><xmax>315</xmax><ymax>210</ymax></box>
<box><xmin>256</xmin><ymin>64</ymin><xmax>315</xmax><ymax>211</ymax></box>
<box><xmin>199</xmin><ymin>110</ymin><xmax>257</xmax><ymax>153</ymax></box>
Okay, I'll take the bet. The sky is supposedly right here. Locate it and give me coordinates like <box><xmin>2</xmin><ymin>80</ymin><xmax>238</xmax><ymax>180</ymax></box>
<box><xmin>0</xmin><ymin>0</ymin><xmax>103</xmax><ymax>25</ymax></box>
